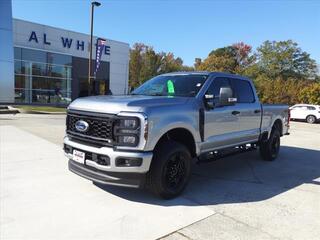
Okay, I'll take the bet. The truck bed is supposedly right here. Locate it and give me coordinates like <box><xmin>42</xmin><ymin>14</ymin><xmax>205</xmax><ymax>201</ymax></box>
<box><xmin>261</xmin><ymin>104</ymin><xmax>289</xmax><ymax>136</ymax></box>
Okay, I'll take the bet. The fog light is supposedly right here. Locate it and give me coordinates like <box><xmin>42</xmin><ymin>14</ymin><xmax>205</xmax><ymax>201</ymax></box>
<box><xmin>97</xmin><ymin>155</ymin><xmax>110</xmax><ymax>166</ymax></box>
<box><xmin>64</xmin><ymin>144</ymin><xmax>72</xmax><ymax>154</ymax></box>
<box><xmin>118</xmin><ymin>135</ymin><xmax>137</xmax><ymax>145</ymax></box>
<box><xmin>116</xmin><ymin>157</ymin><xmax>142</xmax><ymax>167</ymax></box>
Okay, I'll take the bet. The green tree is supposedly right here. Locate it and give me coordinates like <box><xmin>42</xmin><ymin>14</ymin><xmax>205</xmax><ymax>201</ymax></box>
<box><xmin>256</xmin><ymin>40</ymin><xmax>318</xmax><ymax>80</ymax></box>
<box><xmin>129</xmin><ymin>43</ymin><xmax>162</xmax><ymax>88</ymax></box>
<box><xmin>253</xmin><ymin>76</ymin><xmax>310</xmax><ymax>105</ymax></box>
<box><xmin>129</xmin><ymin>43</ymin><xmax>144</xmax><ymax>88</ymax></box>
<box><xmin>299</xmin><ymin>83</ymin><xmax>320</xmax><ymax>105</ymax></box>
<box><xmin>197</xmin><ymin>42</ymin><xmax>254</xmax><ymax>74</ymax></box>
<box><xmin>129</xmin><ymin>43</ymin><xmax>192</xmax><ymax>88</ymax></box>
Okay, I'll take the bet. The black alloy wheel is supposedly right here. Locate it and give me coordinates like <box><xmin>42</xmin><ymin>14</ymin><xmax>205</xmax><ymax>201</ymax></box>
<box><xmin>163</xmin><ymin>152</ymin><xmax>187</xmax><ymax>193</ymax></box>
<box><xmin>148</xmin><ymin>140</ymin><xmax>191</xmax><ymax>199</ymax></box>
<box><xmin>260</xmin><ymin>128</ymin><xmax>281</xmax><ymax>161</ymax></box>
<box><xmin>270</xmin><ymin>132</ymin><xmax>280</xmax><ymax>159</ymax></box>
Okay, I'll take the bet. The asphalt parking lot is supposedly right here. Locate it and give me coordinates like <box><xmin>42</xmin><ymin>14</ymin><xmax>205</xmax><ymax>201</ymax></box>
<box><xmin>1</xmin><ymin>114</ymin><xmax>319</xmax><ymax>240</ymax></box>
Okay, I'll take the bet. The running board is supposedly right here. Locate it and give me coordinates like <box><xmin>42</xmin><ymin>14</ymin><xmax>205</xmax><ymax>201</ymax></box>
<box><xmin>197</xmin><ymin>144</ymin><xmax>257</xmax><ymax>164</ymax></box>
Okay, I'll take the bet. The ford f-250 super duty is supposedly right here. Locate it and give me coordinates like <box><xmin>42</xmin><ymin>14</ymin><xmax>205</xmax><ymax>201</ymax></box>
<box><xmin>64</xmin><ymin>72</ymin><xmax>289</xmax><ymax>199</ymax></box>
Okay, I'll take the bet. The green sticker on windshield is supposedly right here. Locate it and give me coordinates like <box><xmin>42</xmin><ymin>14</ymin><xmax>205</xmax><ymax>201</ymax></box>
<box><xmin>167</xmin><ymin>80</ymin><xmax>175</xmax><ymax>94</ymax></box>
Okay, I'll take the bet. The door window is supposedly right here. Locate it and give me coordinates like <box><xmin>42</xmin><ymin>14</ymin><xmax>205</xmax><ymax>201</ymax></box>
<box><xmin>230</xmin><ymin>79</ymin><xmax>255</xmax><ymax>103</ymax></box>
<box><xmin>206</xmin><ymin>77</ymin><xmax>232</xmax><ymax>104</ymax></box>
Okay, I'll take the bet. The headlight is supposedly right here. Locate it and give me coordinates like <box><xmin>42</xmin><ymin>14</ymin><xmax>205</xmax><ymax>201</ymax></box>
<box><xmin>119</xmin><ymin>119</ymin><xmax>138</xmax><ymax>129</ymax></box>
<box><xmin>114</xmin><ymin>117</ymin><xmax>140</xmax><ymax>147</ymax></box>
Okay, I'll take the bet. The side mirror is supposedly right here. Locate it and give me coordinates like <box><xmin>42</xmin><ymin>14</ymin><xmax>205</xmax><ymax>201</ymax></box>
<box><xmin>219</xmin><ymin>87</ymin><xmax>237</xmax><ymax>106</ymax></box>
<box><xmin>204</xmin><ymin>94</ymin><xmax>215</xmax><ymax>109</ymax></box>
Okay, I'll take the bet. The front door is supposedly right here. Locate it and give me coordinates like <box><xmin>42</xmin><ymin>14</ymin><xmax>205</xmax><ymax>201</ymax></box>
<box><xmin>201</xmin><ymin>77</ymin><xmax>240</xmax><ymax>151</ymax></box>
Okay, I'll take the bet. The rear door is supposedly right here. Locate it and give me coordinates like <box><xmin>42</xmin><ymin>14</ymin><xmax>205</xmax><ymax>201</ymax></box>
<box><xmin>230</xmin><ymin>78</ymin><xmax>261</xmax><ymax>143</ymax></box>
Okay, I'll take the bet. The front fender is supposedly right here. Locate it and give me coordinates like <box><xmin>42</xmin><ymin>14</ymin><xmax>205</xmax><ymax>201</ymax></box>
<box><xmin>144</xmin><ymin>114</ymin><xmax>201</xmax><ymax>155</ymax></box>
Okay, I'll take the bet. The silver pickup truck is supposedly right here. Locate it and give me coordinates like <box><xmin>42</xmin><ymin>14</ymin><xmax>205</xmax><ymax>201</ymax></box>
<box><xmin>64</xmin><ymin>72</ymin><xmax>289</xmax><ymax>199</ymax></box>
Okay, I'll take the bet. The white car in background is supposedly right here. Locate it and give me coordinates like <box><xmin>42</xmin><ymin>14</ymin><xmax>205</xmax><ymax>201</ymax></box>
<box><xmin>289</xmin><ymin>104</ymin><xmax>320</xmax><ymax>124</ymax></box>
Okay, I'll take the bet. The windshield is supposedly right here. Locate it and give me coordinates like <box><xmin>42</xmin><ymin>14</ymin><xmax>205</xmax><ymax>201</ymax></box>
<box><xmin>131</xmin><ymin>74</ymin><xmax>208</xmax><ymax>97</ymax></box>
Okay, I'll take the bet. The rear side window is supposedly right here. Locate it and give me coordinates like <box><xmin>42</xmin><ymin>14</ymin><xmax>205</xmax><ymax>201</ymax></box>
<box><xmin>231</xmin><ymin>79</ymin><xmax>255</xmax><ymax>103</ymax></box>
<box><xmin>307</xmin><ymin>106</ymin><xmax>316</xmax><ymax>110</ymax></box>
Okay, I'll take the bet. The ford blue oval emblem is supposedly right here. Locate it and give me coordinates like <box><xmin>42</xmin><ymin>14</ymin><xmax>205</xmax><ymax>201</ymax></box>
<box><xmin>75</xmin><ymin>120</ymin><xmax>89</xmax><ymax>132</ymax></box>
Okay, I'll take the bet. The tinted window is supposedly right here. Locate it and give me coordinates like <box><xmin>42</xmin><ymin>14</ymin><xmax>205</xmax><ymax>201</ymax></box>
<box><xmin>231</xmin><ymin>79</ymin><xmax>255</xmax><ymax>103</ymax></box>
<box><xmin>307</xmin><ymin>106</ymin><xmax>316</xmax><ymax>110</ymax></box>
<box><xmin>206</xmin><ymin>77</ymin><xmax>232</xmax><ymax>104</ymax></box>
<box><xmin>21</xmin><ymin>48</ymin><xmax>46</xmax><ymax>62</ymax></box>
<box><xmin>47</xmin><ymin>52</ymin><xmax>72</xmax><ymax>66</ymax></box>
<box><xmin>207</xmin><ymin>77</ymin><xmax>231</xmax><ymax>96</ymax></box>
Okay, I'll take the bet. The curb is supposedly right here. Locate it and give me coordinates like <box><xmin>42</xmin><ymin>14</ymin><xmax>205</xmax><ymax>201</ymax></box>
<box><xmin>18</xmin><ymin>109</ymin><xmax>66</xmax><ymax>115</ymax></box>
<box><xmin>0</xmin><ymin>110</ymin><xmax>19</xmax><ymax>114</ymax></box>
<box><xmin>0</xmin><ymin>106</ymin><xmax>20</xmax><ymax>115</ymax></box>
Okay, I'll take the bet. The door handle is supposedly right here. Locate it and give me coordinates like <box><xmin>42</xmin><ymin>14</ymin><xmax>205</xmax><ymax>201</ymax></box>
<box><xmin>254</xmin><ymin>109</ymin><xmax>261</xmax><ymax>114</ymax></box>
<box><xmin>232</xmin><ymin>111</ymin><xmax>240</xmax><ymax>115</ymax></box>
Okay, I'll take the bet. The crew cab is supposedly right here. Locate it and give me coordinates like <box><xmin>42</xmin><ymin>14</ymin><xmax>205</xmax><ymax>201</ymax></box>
<box><xmin>64</xmin><ymin>72</ymin><xmax>290</xmax><ymax>199</ymax></box>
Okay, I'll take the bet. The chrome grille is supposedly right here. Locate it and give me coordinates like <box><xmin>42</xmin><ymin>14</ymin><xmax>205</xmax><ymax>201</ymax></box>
<box><xmin>66</xmin><ymin>111</ymin><xmax>114</xmax><ymax>145</ymax></box>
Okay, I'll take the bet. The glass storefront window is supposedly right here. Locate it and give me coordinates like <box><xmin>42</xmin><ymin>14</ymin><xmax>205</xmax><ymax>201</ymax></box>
<box><xmin>22</xmin><ymin>48</ymin><xmax>46</xmax><ymax>63</ymax></box>
<box><xmin>15</xmin><ymin>75</ymin><xmax>28</xmax><ymax>89</ymax></box>
<box><xmin>15</xmin><ymin>60</ymin><xmax>31</xmax><ymax>75</ymax></box>
<box><xmin>49</xmin><ymin>65</ymin><xmax>71</xmax><ymax>79</ymax></box>
<box><xmin>14</xmin><ymin>88</ymin><xmax>29</xmax><ymax>103</ymax></box>
<box><xmin>31</xmin><ymin>90</ymin><xmax>71</xmax><ymax>104</ymax></box>
<box><xmin>48</xmin><ymin>52</ymin><xmax>72</xmax><ymax>66</ymax></box>
<box><xmin>32</xmin><ymin>62</ymin><xmax>47</xmax><ymax>76</ymax></box>
<box><xmin>14</xmin><ymin>60</ymin><xmax>21</xmax><ymax>74</ymax></box>
<box><xmin>14</xmin><ymin>47</ymin><xmax>72</xmax><ymax>105</ymax></box>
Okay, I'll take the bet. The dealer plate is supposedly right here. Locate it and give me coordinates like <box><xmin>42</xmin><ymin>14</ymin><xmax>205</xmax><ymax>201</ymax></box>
<box><xmin>73</xmin><ymin>149</ymin><xmax>85</xmax><ymax>164</ymax></box>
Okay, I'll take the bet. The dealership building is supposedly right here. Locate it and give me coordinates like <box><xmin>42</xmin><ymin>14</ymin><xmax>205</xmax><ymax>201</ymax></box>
<box><xmin>0</xmin><ymin>0</ymin><xmax>129</xmax><ymax>105</ymax></box>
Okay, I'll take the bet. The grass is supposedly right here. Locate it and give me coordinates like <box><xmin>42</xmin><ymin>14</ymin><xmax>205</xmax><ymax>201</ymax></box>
<box><xmin>14</xmin><ymin>105</ymin><xmax>67</xmax><ymax>113</ymax></box>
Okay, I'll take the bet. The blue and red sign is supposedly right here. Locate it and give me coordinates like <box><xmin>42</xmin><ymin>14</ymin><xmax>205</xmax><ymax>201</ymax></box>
<box><xmin>94</xmin><ymin>38</ymin><xmax>106</xmax><ymax>77</ymax></box>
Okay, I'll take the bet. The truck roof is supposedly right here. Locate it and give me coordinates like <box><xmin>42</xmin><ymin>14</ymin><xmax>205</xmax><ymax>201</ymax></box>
<box><xmin>160</xmin><ymin>71</ymin><xmax>251</xmax><ymax>80</ymax></box>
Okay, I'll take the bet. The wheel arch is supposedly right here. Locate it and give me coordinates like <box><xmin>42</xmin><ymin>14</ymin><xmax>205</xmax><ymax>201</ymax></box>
<box><xmin>153</xmin><ymin>127</ymin><xmax>198</xmax><ymax>158</ymax></box>
<box><xmin>273</xmin><ymin>118</ymin><xmax>283</xmax><ymax>136</ymax></box>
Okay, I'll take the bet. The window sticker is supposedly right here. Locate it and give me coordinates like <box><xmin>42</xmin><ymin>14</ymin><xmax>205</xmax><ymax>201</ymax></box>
<box><xmin>167</xmin><ymin>80</ymin><xmax>175</xmax><ymax>94</ymax></box>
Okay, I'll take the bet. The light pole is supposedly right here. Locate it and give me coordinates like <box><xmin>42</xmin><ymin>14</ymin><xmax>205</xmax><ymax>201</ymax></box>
<box><xmin>88</xmin><ymin>1</ymin><xmax>101</xmax><ymax>96</ymax></box>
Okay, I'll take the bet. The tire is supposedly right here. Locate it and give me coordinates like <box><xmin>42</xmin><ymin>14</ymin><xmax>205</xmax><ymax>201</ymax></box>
<box><xmin>147</xmin><ymin>140</ymin><xmax>192</xmax><ymax>199</ymax></box>
<box><xmin>259</xmin><ymin>128</ymin><xmax>280</xmax><ymax>161</ymax></box>
<box><xmin>306</xmin><ymin>115</ymin><xmax>316</xmax><ymax>124</ymax></box>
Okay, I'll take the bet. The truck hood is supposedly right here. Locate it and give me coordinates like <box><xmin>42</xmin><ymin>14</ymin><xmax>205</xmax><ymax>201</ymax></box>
<box><xmin>68</xmin><ymin>95</ymin><xmax>190</xmax><ymax>114</ymax></box>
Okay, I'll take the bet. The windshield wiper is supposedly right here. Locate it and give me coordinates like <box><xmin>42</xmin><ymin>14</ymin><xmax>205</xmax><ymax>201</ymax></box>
<box><xmin>148</xmin><ymin>93</ymin><xmax>165</xmax><ymax>96</ymax></box>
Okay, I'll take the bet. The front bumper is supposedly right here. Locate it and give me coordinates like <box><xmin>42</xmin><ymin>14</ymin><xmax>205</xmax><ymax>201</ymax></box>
<box><xmin>68</xmin><ymin>160</ymin><xmax>146</xmax><ymax>188</ymax></box>
<box><xmin>64</xmin><ymin>136</ymin><xmax>153</xmax><ymax>187</ymax></box>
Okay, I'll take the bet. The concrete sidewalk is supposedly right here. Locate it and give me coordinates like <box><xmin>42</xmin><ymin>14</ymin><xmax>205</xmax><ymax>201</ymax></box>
<box><xmin>0</xmin><ymin>126</ymin><xmax>214</xmax><ymax>240</ymax></box>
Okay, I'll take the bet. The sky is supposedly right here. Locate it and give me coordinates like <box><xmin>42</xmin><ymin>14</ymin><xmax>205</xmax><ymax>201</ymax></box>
<box><xmin>12</xmin><ymin>0</ymin><xmax>320</xmax><ymax>66</ymax></box>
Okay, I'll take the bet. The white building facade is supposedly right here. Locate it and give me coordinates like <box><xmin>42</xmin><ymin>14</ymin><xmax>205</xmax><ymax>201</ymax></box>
<box><xmin>0</xmin><ymin>1</ymin><xmax>129</xmax><ymax>105</ymax></box>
